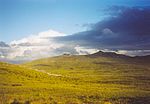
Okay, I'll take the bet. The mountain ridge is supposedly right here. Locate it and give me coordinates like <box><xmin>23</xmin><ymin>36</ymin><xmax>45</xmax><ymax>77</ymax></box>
<box><xmin>0</xmin><ymin>50</ymin><xmax>150</xmax><ymax>64</ymax></box>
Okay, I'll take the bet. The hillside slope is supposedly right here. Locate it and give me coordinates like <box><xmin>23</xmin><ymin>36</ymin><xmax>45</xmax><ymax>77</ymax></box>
<box><xmin>0</xmin><ymin>62</ymin><xmax>74</xmax><ymax>103</ymax></box>
<box><xmin>23</xmin><ymin>54</ymin><xmax>150</xmax><ymax>104</ymax></box>
<box><xmin>0</xmin><ymin>52</ymin><xmax>150</xmax><ymax>103</ymax></box>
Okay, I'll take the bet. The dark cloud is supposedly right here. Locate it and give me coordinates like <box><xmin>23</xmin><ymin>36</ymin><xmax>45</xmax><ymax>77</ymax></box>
<box><xmin>94</xmin><ymin>6</ymin><xmax>150</xmax><ymax>37</ymax></box>
<box><xmin>1</xmin><ymin>6</ymin><xmax>150</xmax><ymax>63</ymax></box>
<box><xmin>56</xmin><ymin>6</ymin><xmax>150</xmax><ymax>50</ymax></box>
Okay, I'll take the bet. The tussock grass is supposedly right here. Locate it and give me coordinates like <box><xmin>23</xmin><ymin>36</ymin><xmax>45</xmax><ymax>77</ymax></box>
<box><xmin>0</xmin><ymin>56</ymin><xmax>150</xmax><ymax>103</ymax></box>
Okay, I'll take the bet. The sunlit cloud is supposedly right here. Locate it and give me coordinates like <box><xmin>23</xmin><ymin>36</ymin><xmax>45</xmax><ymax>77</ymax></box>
<box><xmin>1</xmin><ymin>6</ymin><xmax>150</xmax><ymax>63</ymax></box>
<box><xmin>75</xmin><ymin>46</ymin><xmax>99</xmax><ymax>55</ymax></box>
<box><xmin>0</xmin><ymin>29</ymin><xmax>65</xmax><ymax>61</ymax></box>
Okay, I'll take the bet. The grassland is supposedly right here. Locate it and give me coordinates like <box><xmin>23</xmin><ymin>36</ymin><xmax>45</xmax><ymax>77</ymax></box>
<box><xmin>0</xmin><ymin>55</ymin><xmax>150</xmax><ymax>104</ymax></box>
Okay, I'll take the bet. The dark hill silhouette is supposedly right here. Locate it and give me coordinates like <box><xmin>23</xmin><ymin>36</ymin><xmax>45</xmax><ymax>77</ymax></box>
<box><xmin>88</xmin><ymin>51</ymin><xmax>130</xmax><ymax>58</ymax></box>
<box><xmin>87</xmin><ymin>51</ymin><xmax>150</xmax><ymax>66</ymax></box>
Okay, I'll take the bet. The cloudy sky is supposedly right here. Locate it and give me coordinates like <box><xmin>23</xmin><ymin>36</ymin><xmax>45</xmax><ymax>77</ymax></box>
<box><xmin>0</xmin><ymin>0</ymin><xmax>150</xmax><ymax>62</ymax></box>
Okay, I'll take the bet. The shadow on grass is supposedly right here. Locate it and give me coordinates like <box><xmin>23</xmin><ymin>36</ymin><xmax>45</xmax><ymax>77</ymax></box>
<box><xmin>10</xmin><ymin>99</ymin><xmax>30</xmax><ymax>104</ymax></box>
<box><xmin>9</xmin><ymin>97</ymin><xmax>150</xmax><ymax>104</ymax></box>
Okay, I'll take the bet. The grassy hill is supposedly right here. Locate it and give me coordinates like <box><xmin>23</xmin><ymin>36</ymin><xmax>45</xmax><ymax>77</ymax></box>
<box><xmin>0</xmin><ymin>53</ymin><xmax>150</xmax><ymax>104</ymax></box>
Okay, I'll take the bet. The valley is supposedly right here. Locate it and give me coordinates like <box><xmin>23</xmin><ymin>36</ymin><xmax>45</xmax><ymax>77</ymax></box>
<box><xmin>0</xmin><ymin>52</ymin><xmax>150</xmax><ymax>104</ymax></box>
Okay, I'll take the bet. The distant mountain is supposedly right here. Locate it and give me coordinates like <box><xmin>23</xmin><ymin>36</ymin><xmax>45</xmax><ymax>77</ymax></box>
<box><xmin>88</xmin><ymin>50</ymin><xmax>150</xmax><ymax>59</ymax></box>
<box><xmin>88</xmin><ymin>51</ymin><xmax>130</xmax><ymax>58</ymax></box>
<box><xmin>133</xmin><ymin>55</ymin><xmax>150</xmax><ymax>63</ymax></box>
<box><xmin>0</xmin><ymin>58</ymin><xmax>28</xmax><ymax>64</ymax></box>
<box><xmin>0</xmin><ymin>41</ymin><xmax>9</xmax><ymax>47</ymax></box>
<box><xmin>87</xmin><ymin>51</ymin><xmax>150</xmax><ymax>66</ymax></box>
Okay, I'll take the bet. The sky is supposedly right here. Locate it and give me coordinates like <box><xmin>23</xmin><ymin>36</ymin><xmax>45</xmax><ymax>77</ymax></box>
<box><xmin>0</xmin><ymin>0</ymin><xmax>150</xmax><ymax>42</ymax></box>
<box><xmin>0</xmin><ymin>0</ymin><xmax>150</xmax><ymax>62</ymax></box>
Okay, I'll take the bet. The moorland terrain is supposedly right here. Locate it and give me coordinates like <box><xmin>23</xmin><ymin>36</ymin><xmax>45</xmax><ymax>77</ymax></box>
<box><xmin>0</xmin><ymin>51</ymin><xmax>150</xmax><ymax>104</ymax></box>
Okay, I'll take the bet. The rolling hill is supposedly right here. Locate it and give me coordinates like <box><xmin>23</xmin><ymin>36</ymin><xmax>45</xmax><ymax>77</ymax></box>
<box><xmin>0</xmin><ymin>51</ymin><xmax>150</xmax><ymax>104</ymax></box>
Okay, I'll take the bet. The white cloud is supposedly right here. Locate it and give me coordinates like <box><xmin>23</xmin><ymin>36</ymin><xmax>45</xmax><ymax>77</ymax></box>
<box><xmin>116</xmin><ymin>50</ymin><xmax>150</xmax><ymax>56</ymax></box>
<box><xmin>38</xmin><ymin>29</ymin><xmax>66</xmax><ymax>38</ymax></box>
<box><xmin>102</xmin><ymin>28</ymin><xmax>114</xmax><ymax>35</ymax></box>
<box><xmin>75</xmin><ymin>46</ymin><xmax>99</xmax><ymax>55</ymax></box>
<box><xmin>10</xmin><ymin>29</ymin><xmax>66</xmax><ymax>45</ymax></box>
<box><xmin>1</xmin><ymin>29</ymin><xmax>150</xmax><ymax>63</ymax></box>
<box><xmin>4</xmin><ymin>29</ymin><xmax>65</xmax><ymax>60</ymax></box>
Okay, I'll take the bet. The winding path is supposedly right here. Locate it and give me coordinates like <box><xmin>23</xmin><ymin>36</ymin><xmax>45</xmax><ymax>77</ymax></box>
<box><xmin>34</xmin><ymin>69</ymin><xmax>62</xmax><ymax>77</ymax></box>
<box><xmin>22</xmin><ymin>65</ymin><xmax>62</xmax><ymax>77</ymax></box>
